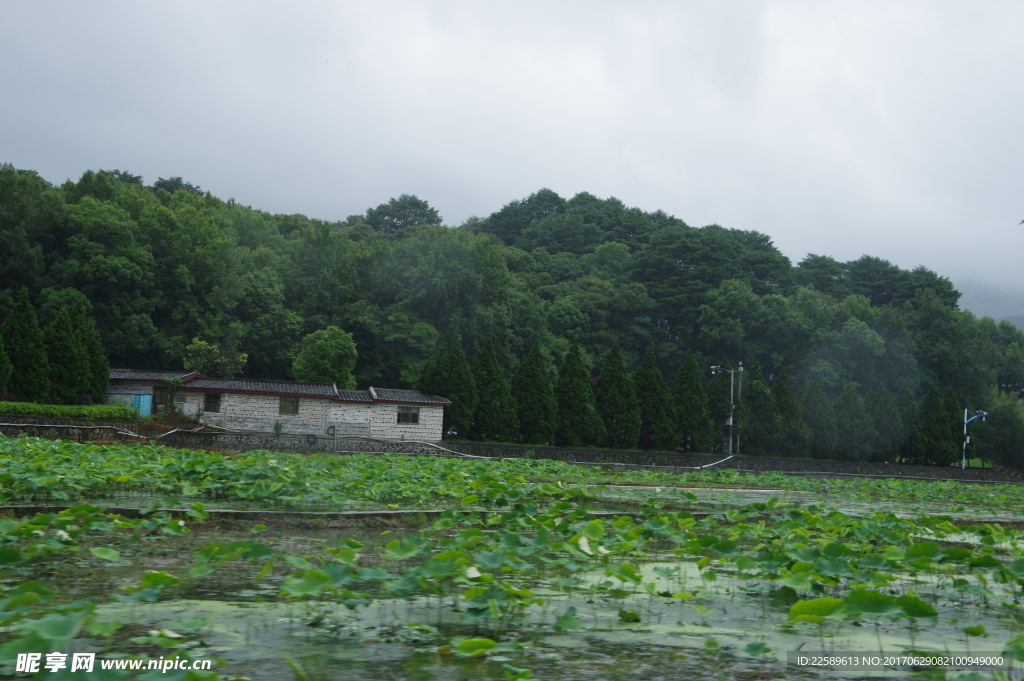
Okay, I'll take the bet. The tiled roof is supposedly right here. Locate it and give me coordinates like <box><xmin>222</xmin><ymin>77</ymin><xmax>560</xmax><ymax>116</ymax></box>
<box><xmin>109</xmin><ymin>368</ymin><xmax>451</xmax><ymax>405</ymax></box>
<box><xmin>336</xmin><ymin>390</ymin><xmax>373</xmax><ymax>403</ymax></box>
<box><xmin>179</xmin><ymin>378</ymin><xmax>340</xmax><ymax>398</ymax></box>
<box><xmin>371</xmin><ymin>387</ymin><xmax>452</xmax><ymax>405</ymax></box>
<box><xmin>110</xmin><ymin>369</ymin><xmax>200</xmax><ymax>382</ymax></box>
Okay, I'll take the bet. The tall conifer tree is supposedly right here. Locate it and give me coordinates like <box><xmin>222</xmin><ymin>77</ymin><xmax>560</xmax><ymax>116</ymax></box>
<box><xmin>833</xmin><ymin>383</ymin><xmax>875</xmax><ymax>461</ymax></box>
<box><xmin>866</xmin><ymin>386</ymin><xmax>904</xmax><ymax>460</ymax></box>
<box><xmin>0</xmin><ymin>337</ymin><xmax>11</xmax><ymax>399</ymax></box>
<box><xmin>554</xmin><ymin>342</ymin><xmax>606</xmax><ymax>447</ymax></box>
<box><xmin>772</xmin><ymin>369</ymin><xmax>811</xmax><ymax>458</ymax></box>
<box><xmin>673</xmin><ymin>352</ymin><xmax>713</xmax><ymax>452</ymax></box>
<box><xmin>43</xmin><ymin>307</ymin><xmax>90</xmax><ymax>405</ymax></box>
<box><xmin>706</xmin><ymin>359</ymin><xmax>733</xmax><ymax>452</ymax></box>
<box><xmin>739</xmin><ymin>362</ymin><xmax>780</xmax><ymax>456</ymax></box>
<box><xmin>894</xmin><ymin>383</ymin><xmax>919</xmax><ymax>462</ymax></box>
<box><xmin>0</xmin><ymin>288</ymin><xmax>50</xmax><ymax>402</ymax></box>
<box><xmin>71</xmin><ymin>306</ymin><xmax>108</xmax><ymax>401</ymax></box>
<box><xmin>470</xmin><ymin>336</ymin><xmax>518</xmax><ymax>441</ymax></box>
<box><xmin>417</xmin><ymin>327</ymin><xmax>477</xmax><ymax>438</ymax></box>
<box><xmin>915</xmin><ymin>383</ymin><xmax>957</xmax><ymax>465</ymax></box>
<box><xmin>803</xmin><ymin>378</ymin><xmax>838</xmax><ymax>459</ymax></box>
<box><xmin>941</xmin><ymin>387</ymin><xmax>963</xmax><ymax>466</ymax></box>
<box><xmin>634</xmin><ymin>348</ymin><xmax>677</xmax><ymax>450</ymax></box>
<box><xmin>511</xmin><ymin>343</ymin><xmax>557</xmax><ymax>444</ymax></box>
<box><xmin>594</xmin><ymin>343</ymin><xmax>641</xmax><ymax>448</ymax></box>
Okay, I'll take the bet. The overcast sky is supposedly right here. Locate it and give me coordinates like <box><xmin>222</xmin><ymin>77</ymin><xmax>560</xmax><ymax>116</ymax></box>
<box><xmin>3</xmin><ymin>1</ymin><xmax>1024</xmax><ymax>315</ymax></box>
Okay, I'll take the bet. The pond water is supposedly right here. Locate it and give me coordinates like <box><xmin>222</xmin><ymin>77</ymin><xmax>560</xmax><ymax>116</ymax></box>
<box><xmin>79</xmin><ymin>522</ymin><xmax>1022</xmax><ymax>681</ymax></box>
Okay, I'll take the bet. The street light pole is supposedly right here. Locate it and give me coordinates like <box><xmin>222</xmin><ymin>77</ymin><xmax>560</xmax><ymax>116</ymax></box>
<box><xmin>711</xmin><ymin>363</ymin><xmax>744</xmax><ymax>455</ymax></box>
<box><xmin>961</xmin><ymin>408</ymin><xmax>987</xmax><ymax>470</ymax></box>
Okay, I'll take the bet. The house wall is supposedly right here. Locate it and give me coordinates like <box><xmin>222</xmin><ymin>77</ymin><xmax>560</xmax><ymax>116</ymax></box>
<box><xmin>369</xmin><ymin>402</ymin><xmax>444</xmax><ymax>441</ymax></box>
<box><xmin>170</xmin><ymin>390</ymin><xmax>444</xmax><ymax>440</ymax></box>
<box><xmin>106</xmin><ymin>383</ymin><xmax>159</xmax><ymax>398</ymax></box>
<box><xmin>175</xmin><ymin>392</ymin><xmax>331</xmax><ymax>434</ymax></box>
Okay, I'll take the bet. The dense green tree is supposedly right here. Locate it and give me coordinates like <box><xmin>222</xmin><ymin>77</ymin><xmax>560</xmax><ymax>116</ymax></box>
<box><xmin>511</xmin><ymin>343</ymin><xmax>557</xmax><ymax>444</ymax></box>
<box><xmin>152</xmin><ymin>176</ymin><xmax>202</xmax><ymax>194</ymax></box>
<box><xmin>554</xmin><ymin>342</ymin><xmax>606</xmax><ymax>447</ymax></box>
<box><xmin>634</xmin><ymin>348</ymin><xmax>677</xmax><ymax>450</ymax></box>
<box><xmin>292</xmin><ymin>326</ymin><xmax>358</xmax><ymax>388</ymax></box>
<box><xmin>183</xmin><ymin>338</ymin><xmax>248</xmax><ymax>380</ymax></box>
<box><xmin>482</xmin><ymin>188</ymin><xmax>566</xmax><ymax>246</ymax></box>
<box><xmin>973</xmin><ymin>401</ymin><xmax>1024</xmax><ymax>468</ymax></box>
<box><xmin>772</xmin><ymin>369</ymin><xmax>811</xmax><ymax>458</ymax></box>
<box><xmin>4</xmin><ymin>160</ymin><xmax>1020</xmax><ymax>437</ymax></box>
<box><xmin>894</xmin><ymin>383</ymin><xmax>919</xmax><ymax>462</ymax></box>
<box><xmin>43</xmin><ymin>307</ymin><xmax>90</xmax><ymax>404</ymax></box>
<box><xmin>470</xmin><ymin>336</ymin><xmax>518</xmax><ymax>441</ymax></box>
<box><xmin>914</xmin><ymin>383</ymin><xmax>959</xmax><ymax>465</ymax></box>
<box><xmin>594</xmin><ymin>343</ymin><xmax>641</xmax><ymax>448</ymax></box>
<box><xmin>673</xmin><ymin>352</ymin><xmax>713</xmax><ymax>452</ymax></box>
<box><xmin>70</xmin><ymin>306</ymin><xmax>109</xmax><ymax>402</ymax></box>
<box><xmin>706</xmin><ymin>360</ymin><xmax>734</xmax><ymax>452</ymax></box>
<box><xmin>365</xmin><ymin>194</ymin><xmax>441</xmax><ymax>233</ymax></box>
<box><xmin>833</xmin><ymin>383</ymin><xmax>875</xmax><ymax>461</ymax></box>
<box><xmin>941</xmin><ymin>387</ymin><xmax>964</xmax><ymax>466</ymax></box>
<box><xmin>0</xmin><ymin>288</ymin><xmax>49</xmax><ymax>402</ymax></box>
<box><xmin>0</xmin><ymin>336</ymin><xmax>11</xmax><ymax>397</ymax></box>
<box><xmin>803</xmin><ymin>378</ymin><xmax>837</xmax><ymax>459</ymax></box>
<box><xmin>865</xmin><ymin>386</ymin><xmax>904</xmax><ymax>461</ymax></box>
<box><xmin>738</xmin><ymin>362</ymin><xmax>780</xmax><ymax>456</ymax></box>
<box><xmin>417</xmin><ymin>327</ymin><xmax>478</xmax><ymax>438</ymax></box>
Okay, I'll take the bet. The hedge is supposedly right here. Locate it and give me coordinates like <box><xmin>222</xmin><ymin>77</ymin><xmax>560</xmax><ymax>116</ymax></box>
<box><xmin>0</xmin><ymin>402</ymin><xmax>138</xmax><ymax>420</ymax></box>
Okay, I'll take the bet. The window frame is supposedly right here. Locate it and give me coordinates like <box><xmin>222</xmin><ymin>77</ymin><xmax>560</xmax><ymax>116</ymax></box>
<box><xmin>396</xmin><ymin>406</ymin><xmax>420</xmax><ymax>425</ymax></box>
<box><xmin>279</xmin><ymin>396</ymin><xmax>300</xmax><ymax>416</ymax></box>
<box><xmin>204</xmin><ymin>393</ymin><xmax>221</xmax><ymax>413</ymax></box>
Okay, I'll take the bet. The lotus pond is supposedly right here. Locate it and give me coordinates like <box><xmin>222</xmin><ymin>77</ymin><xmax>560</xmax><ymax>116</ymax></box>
<box><xmin>2</xmin><ymin>436</ymin><xmax>1024</xmax><ymax>680</ymax></box>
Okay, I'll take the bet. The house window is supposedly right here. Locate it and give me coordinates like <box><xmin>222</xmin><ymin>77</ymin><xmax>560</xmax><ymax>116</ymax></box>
<box><xmin>397</xmin><ymin>406</ymin><xmax>419</xmax><ymax>424</ymax></box>
<box><xmin>279</xmin><ymin>396</ymin><xmax>299</xmax><ymax>415</ymax></box>
<box><xmin>204</xmin><ymin>393</ymin><xmax>221</xmax><ymax>413</ymax></box>
<box><xmin>153</xmin><ymin>386</ymin><xmax>169</xmax><ymax>411</ymax></box>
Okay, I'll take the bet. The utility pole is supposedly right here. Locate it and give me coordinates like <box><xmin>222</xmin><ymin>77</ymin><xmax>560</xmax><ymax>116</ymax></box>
<box><xmin>711</xmin><ymin>363</ymin><xmax>744</xmax><ymax>455</ymax></box>
<box><xmin>962</xmin><ymin>408</ymin><xmax>987</xmax><ymax>470</ymax></box>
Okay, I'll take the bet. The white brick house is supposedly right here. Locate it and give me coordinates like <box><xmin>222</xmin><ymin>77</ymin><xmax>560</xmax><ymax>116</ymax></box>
<box><xmin>107</xmin><ymin>370</ymin><xmax>450</xmax><ymax>441</ymax></box>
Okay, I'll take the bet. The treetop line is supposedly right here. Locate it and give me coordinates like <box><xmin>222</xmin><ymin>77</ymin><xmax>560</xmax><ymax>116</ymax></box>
<box><xmin>1</xmin><ymin>164</ymin><xmax>1022</xmax><ymax>464</ymax></box>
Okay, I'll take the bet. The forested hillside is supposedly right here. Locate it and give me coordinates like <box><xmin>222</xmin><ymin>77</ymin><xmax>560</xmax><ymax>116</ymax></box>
<box><xmin>2</xmin><ymin>164</ymin><xmax>1023</xmax><ymax>461</ymax></box>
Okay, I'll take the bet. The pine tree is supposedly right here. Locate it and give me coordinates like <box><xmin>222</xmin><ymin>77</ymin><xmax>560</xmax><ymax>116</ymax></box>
<box><xmin>941</xmin><ymin>387</ymin><xmax>963</xmax><ymax>466</ymax></box>
<box><xmin>43</xmin><ymin>307</ymin><xmax>90</xmax><ymax>405</ymax></box>
<box><xmin>833</xmin><ymin>383</ymin><xmax>875</xmax><ymax>461</ymax></box>
<box><xmin>417</xmin><ymin>327</ymin><xmax>478</xmax><ymax>438</ymax></box>
<box><xmin>511</xmin><ymin>343</ymin><xmax>557</xmax><ymax>444</ymax></box>
<box><xmin>0</xmin><ymin>336</ymin><xmax>11</xmax><ymax>399</ymax></box>
<box><xmin>71</xmin><ymin>306</ymin><xmax>108</xmax><ymax>402</ymax></box>
<box><xmin>706</xmin><ymin>359</ymin><xmax>733</xmax><ymax>452</ymax></box>
<box><xmin>772</xmin><ymin>369</ymin><xmax>811</xmax><ymax>458</ymax></box>
<box><xmin>738</xmin><ymin>362</ymin><xmax>780</xmax><ymax>456</ymax></box>
<box><xmin>974</xmin><ymin>402</ymin><xmax>1024</xmax><ymax>468</ymax></box>
<box><xmin>594</xmin><ymin>343</ymin><xmax>641</xmax><ymax>448</ymax></box>
<box><xmin>470</xmin><ymin>336</ymin><xmax>518</xmax><ymax>441</ymax></box>
<box><xmin>673</xmin><ymin>352</ymin><xmax>713</xmax><ymax>452</ymax></box>
<box><xmin>894</xmin><ymin>383</ymin><xmax>919</xmax><ymax>463</ymax></box>
<box><xmin>554</xmin><ymin>342</ymin><xmax>606</xmax><ymax>447</ymax></box>
<box><xmin>865</xmin><ymin>386</ymin><xmax>904</xmax><ymax>461</ymax></box>
<box><xmin>634</xmin><ymin>348</ymin><xmax>677</xmax><ymax>450</ymax></box>
<box><xmin>803</xmin><ymin>378</ymin><xmax>838</xmax><ymax>459</ymax></box>
<box><xmin>915</xmin><ymin>383</ymin><xmax>958</xmax><ymax>465</ymax></box>
<box><xmin>0</xmin><ymin>288</ymin><xmax>50</xmax><ymax>402</ymax></box>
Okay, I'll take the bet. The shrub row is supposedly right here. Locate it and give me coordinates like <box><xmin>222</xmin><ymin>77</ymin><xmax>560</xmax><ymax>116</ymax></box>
<box><xmin>0</xmin><ymin>401</ymin><xmax>137</xmax><ymax>420</ymax></box>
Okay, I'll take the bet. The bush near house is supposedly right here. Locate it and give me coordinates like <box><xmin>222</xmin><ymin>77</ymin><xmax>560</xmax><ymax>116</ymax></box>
<box><xmin>0</xmin><ymin>401</ymin><xmax>137</xmax><ymax>420</ymax></box>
